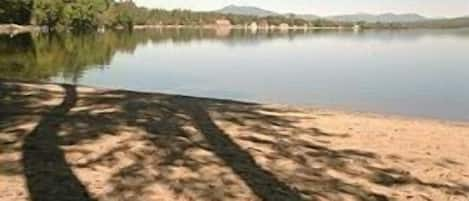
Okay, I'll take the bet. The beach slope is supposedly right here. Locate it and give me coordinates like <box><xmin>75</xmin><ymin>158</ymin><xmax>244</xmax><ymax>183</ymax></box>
<box><xmin>1</xmin><ymin>81</ymin><xmax>468</xmax><ymax>201</ymax></box>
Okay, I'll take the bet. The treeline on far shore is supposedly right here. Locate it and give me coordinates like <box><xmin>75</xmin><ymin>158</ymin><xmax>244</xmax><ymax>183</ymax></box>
<box><xmin>361</xmin><ymin>17</ymin><xmax>469</xmax><ymax>30</ymax></box>
<box><xmin>1</xmin><ymin>0</ymin><xmax>468</xmax><ymax>33</ymax></box>
<box><xmin>0</xmin><ymin>0</ymin><xmax>352</xmax><ymax>32</ymax></box>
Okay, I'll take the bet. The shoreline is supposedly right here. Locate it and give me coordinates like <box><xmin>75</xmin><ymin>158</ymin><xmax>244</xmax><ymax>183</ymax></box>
<box><xmin>291</xmin><ymin>103</ymin><xmax>469</xmax><ymax>127</ymax></box>
<box><xmin>2</xmin><ymin>79</ymin><xmax>468</xmax><ymax>125</ymax></box>
<box><xmin>1</xmin><ymin>80</ymin><xmax>469</xmax><ymax>201</ymax></box>
<box><xmin>1</xmin><ymin>24</ymin><xmax>468</xmax><ymax>36</ymax></box>
<box><xmin>0</xmin><ymin>24</ymin><xmax>41</xmax><ymax>35</ymax></box>
<box><xmin>133</xmin><ymin>24</ymin><xmax>356</xmax><ymax>31</ymax></box>
<box><xmin>0</xmin><ymin>24</ymin><xmax>354</xmax><ymax>35</ymax></box>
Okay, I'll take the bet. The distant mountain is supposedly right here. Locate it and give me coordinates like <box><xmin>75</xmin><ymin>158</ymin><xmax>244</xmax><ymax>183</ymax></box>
<box><xmin>290</xmin><ymin>14</ymin><xmax>320</xmax><ymax>21</ymax></box>
<box><xmin>216</xmin><ymin>5</ymin><xmax>279</xmax><ymax>17</ymax></box>
<box><xmin>215</xmin><ymin>5</ymin><xmax>447</xmax><ymax>23</ymax></box>
<box><xmin>216</xmin><ymin>5</ymin><xmax>320</xmax><ymax>20</ymax></box>
<box><xmin>327</xmin><ymin>13</ymin><xmax>428</xmax><ymax>23</ymax></box>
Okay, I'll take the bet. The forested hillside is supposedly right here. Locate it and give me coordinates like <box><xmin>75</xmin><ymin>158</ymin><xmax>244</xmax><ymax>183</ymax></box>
<box><xmin>0</xmin><ymin>0</ymin><xmax>340</xmax><ymax>31</ymax></box>
<box><xmin>1</xmin><ymin>0</ymin><xmax>467</xmax><ymax>31</ymax></box>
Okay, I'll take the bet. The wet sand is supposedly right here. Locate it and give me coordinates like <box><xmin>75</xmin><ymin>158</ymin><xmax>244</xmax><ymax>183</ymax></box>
<box><xmin>1</xmin><ymin>80</ymin><xmax>468</xmax><ymax>201</ymax></box>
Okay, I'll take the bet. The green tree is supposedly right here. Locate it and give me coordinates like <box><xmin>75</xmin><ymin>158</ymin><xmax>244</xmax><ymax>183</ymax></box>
<box><xmin>34</xmin><ymin>0</ymin><xmax>64</xmax><ymax>29</ymax></box>
<box><xmin>103</xmin><ymin>1</ymin><xmax>138</xmax><ymax>29</ymax></box>
<box><xmin>33</xmin><ymin>0</ymin><xmax>110</xmax><ymax>31</ymax></box>
<box><xmin>0</xmin><ymin>0</ymin><xmax>33</xmax><ymax>24</ymax></box>
<box><xmin>26</xmin><ymin>0</ymin><xmax>338</xmax><ymax>31</ymax></box>
<box><xmin>62</xmin><ymin>0</ymin><xmax>109</xmax><ymax>31</ymax></box>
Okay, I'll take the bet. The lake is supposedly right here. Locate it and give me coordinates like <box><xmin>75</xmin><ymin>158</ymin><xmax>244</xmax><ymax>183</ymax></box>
<box><xmin>1</xmin><ymin>28</ymin><xmax>469</xmax><ymax>121</ymax></box>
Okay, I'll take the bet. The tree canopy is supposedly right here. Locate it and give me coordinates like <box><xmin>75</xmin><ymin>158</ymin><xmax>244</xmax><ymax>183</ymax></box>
<box><xmin>2</xmin><ymin>0</ymin><xmax>468</xmax><ymax>31</ymax></box>
<box><xmin>2</xmin><ymin>0</ymin><xmax>343</xmax><ymax>31</ymax></box>
<box><xmin>0</xmin><ymin>0</ymin><xmax>33</xmax><ymax>24</ymax></box>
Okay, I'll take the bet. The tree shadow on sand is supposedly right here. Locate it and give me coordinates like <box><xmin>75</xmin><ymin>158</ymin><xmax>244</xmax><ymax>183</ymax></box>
<box><xmin>0</xmin><ymin>82</ymin><xmax>94</xmax><ymax>201</ymax></box>
<box><xmin>21</xmin><ymin>85</ymin><xmax>95</xmax><ymax>201</ymax></box>
<box><xmin>173</xmin><ymin>99</ymin><xmax>305</xmax><ymax>201</ymax></box>
<box><xmin>1</xmin><ymin>81</ymin><xmax>469</xmax><ymax>201</ymax></box>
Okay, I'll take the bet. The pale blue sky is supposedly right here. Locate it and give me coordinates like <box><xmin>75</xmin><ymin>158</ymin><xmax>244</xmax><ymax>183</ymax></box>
<box><xmin>133</xmin><ymin>0</ymin><xmax>469</xmax><ymax>17</ymax></box>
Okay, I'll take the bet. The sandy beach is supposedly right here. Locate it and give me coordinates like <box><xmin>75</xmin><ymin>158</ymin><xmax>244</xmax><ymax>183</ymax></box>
<box><xmin>1</xmin><ymin>80</ymin><xmax>468</xmax><ymax>201</ymax></box>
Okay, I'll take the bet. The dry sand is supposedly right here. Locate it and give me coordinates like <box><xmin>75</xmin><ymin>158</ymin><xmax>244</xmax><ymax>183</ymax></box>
<box><xmin>1</xmin><ymin>80</ymin><xmax>468</xmax><ymax>201</ymax></box>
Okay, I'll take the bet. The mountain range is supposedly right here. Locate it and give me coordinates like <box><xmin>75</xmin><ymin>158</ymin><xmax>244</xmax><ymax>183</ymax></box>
<box><xmin>328</xmin><ymin>13</ymin><xmax>427</xmax><ymax>23</ymax></box>
<box><xmin>216</xmin><ymin>5</ymin><xmax>279</xmax><ymax>17</ymax></box>
<box><xmin>215</xmin><ymin>5</ymin><xmax>430</xmax><ymax>23</ymax></box>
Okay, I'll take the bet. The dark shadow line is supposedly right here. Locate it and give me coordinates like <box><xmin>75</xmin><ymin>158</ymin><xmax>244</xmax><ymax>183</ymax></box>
<box><xmin>177</xmin><ymin>100</ymin><xmax>306</xmax><ymax>201</ymax></box>
<box><xmin>22</xmin><ymin>85</ymin><xmax>95</xmax><ymax>201</ymax></box>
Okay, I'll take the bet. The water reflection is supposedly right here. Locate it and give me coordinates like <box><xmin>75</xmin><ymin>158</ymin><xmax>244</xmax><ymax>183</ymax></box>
<box><xmin>0</xmin><ymin>29</ymin><xmax>275</xmax><ymax>80</ymax></box>
<box><xmin>0</xmin><ymin>31</ymin><xmax>142</xmax><ymax>81</ymax></box>
<box><xmin>2</xmin><ymin>28</ymin><xmax>469</xmax><ymax>82</ymax></box>
<box><xmin>1</xmin><ymin>28</ymin><xmax>469</xmax><ymax>120</ymax></box>
<box><xmin>0</xmin><ymin>29</ymin><xmax>346</xmax><ymax>81</ymax></box>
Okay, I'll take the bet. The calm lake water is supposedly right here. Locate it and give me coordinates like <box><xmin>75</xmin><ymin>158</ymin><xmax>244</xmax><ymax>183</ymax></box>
<box><xmin>1</xmin><ymin>28</ymin><xmax>469</xmax><ymax>121</ymax></box>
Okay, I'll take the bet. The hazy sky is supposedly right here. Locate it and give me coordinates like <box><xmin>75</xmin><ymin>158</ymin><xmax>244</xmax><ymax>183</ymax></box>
<box><xmin>133</xmin><ymin>0</ymin><xmax>469</xmax><ymax>17</ymax></box>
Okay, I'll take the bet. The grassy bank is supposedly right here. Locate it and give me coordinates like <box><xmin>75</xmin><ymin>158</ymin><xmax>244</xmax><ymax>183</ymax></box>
<box><xmin>1</xmin><ymin>80</ymin><xmax>468</xmax><ymax>201</ymax></box>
